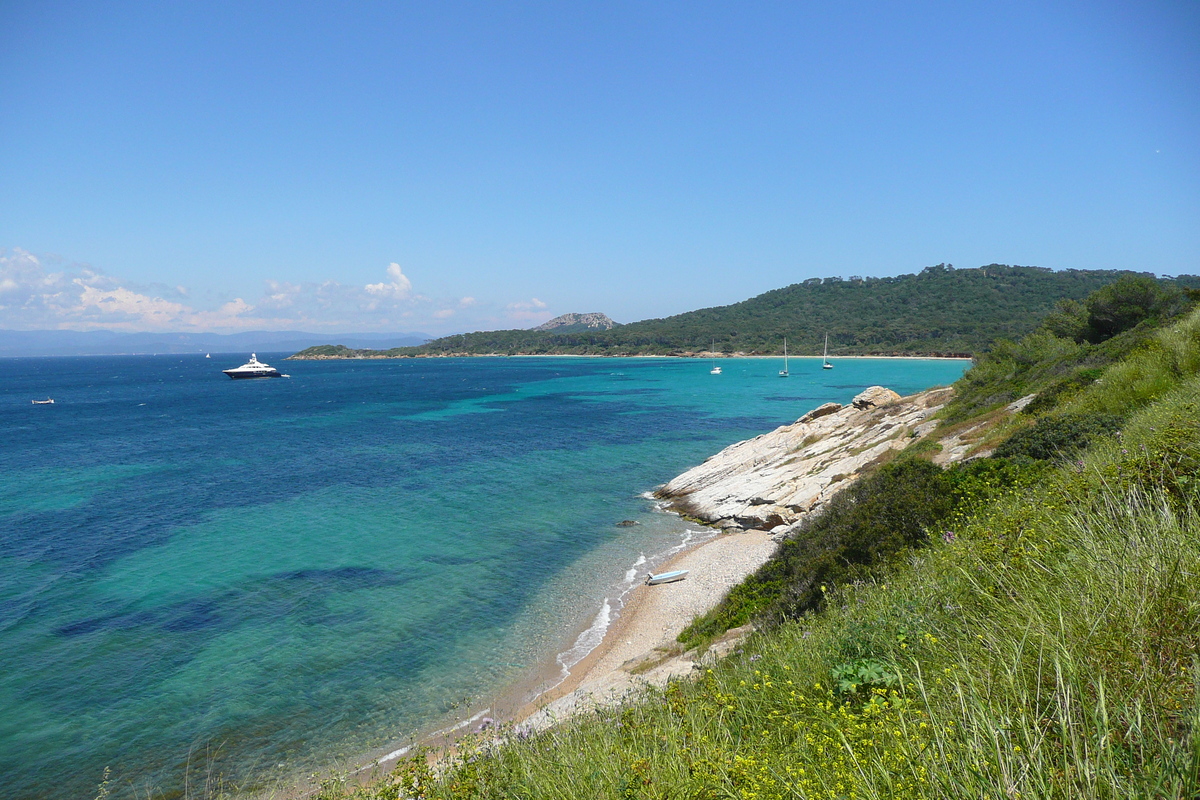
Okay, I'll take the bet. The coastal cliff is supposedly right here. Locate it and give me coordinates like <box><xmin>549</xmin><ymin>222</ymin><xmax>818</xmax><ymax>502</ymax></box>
<box><xmin>656</xmin><ymin>385</ymin><xmax>955</xmax><ymax>534</ymax></box>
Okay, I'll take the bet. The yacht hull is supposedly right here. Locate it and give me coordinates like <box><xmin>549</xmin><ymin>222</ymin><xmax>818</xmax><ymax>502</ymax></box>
<box><xmin>224</xmin><ymin>371</ymin><xmax>281</xmax><ymax>379</ymax></box>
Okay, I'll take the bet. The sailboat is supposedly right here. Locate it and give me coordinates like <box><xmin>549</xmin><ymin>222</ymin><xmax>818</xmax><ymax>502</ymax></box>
<box><xmin>822</xmin><ymin>333</ymin><xmax>833</xmax><ymax>369</ymax></box>
<box><xmin>778</xmin><ymin>338</ymin><xmax>789</xmax><ymax>377</ymax></box>
<box><xmin>709</xmin><ymin>340</ymin><xmax>722</xmax><ymax>374</ymax></box>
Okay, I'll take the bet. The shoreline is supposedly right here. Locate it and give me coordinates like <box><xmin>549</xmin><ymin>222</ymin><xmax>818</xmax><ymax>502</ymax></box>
<box><xmin>298</xmin><ymin>382</ymin><xmax>956</xmax><ymax>796</ymax></box>
<box><xmin>288</xmin><ymin>352</ymin><xmax>974</xmax><ymax>361</ymax></box>
<box><xmin>337</xmin><ymin>384</ymin><xmax>955</xmax><ymax>790</ymax></box>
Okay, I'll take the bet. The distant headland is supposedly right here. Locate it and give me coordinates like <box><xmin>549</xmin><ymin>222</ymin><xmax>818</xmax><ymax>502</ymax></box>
<box><xmin>288</xmin><ymin>265</ymin><xmax>1200</xmax><ymax>360</ymax></box>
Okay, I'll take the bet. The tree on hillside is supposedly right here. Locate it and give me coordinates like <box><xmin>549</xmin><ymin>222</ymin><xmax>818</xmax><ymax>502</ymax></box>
<box><xmin>1082</xmin><ymin>275</ymin><xmax>1181</xmax><ymax>343</ymax></box>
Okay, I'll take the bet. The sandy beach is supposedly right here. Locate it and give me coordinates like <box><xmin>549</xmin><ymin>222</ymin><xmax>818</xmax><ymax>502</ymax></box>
<box><xmin>512</xmin><ymin>528</ymin><xmax>778</xmax><ymax>729</ymax></box>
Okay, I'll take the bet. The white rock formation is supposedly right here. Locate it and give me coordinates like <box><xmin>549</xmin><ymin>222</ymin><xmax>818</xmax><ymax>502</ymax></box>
<box><xmin>656</xmin><ymin>386</ymin><xmax>954</xmax><ymax>531</ymax></box>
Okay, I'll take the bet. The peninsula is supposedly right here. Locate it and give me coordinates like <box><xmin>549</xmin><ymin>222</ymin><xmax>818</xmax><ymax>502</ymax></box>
<box><xmin>289</xmin><ymin>265</ymin><xmax>1200</xmax><ymax>360</ymax></box>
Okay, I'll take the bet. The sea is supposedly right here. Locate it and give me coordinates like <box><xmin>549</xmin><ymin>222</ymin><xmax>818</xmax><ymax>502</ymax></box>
<box><xmin>0</xmin><ymin>354</ymin><xmax>968</xmax><ymax>798</ymax></box>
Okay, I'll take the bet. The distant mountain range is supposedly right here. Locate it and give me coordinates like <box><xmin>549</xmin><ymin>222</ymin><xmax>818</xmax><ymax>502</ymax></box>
<box><xmin>0</xmin><ymin>329</ymin><xmax>431</xmax><ymax>358</ymax></box>
<box><xmin>291</xmin><ymin>265</ymin><xmax>1200</xmax><ymax>359</ymax></box>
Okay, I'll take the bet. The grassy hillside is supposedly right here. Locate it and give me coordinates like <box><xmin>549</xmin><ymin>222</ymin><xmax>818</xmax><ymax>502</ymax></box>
<box><xmin>292</xmin><ymin>266</ymin><xmax>1200</xmax><ymax>359</ymax></box>
<box><xmin>293</xmin><ymin>281</ymin><xmax>1200</xmax><ymax>799</ymax></box>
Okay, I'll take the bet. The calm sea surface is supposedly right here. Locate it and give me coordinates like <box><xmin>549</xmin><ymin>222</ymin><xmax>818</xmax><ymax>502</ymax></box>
<box><xmin>0</xmin><ymin>354</ymin><xmax>967</xmax><ymax>798</ymax></box>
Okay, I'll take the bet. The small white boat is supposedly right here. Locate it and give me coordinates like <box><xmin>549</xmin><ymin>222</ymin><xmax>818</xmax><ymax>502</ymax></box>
<box><xmin>822</xmin><ymin>333</ymin><xmax>833</xmax><ymax>370</ymax></box>
<box><xmin>646</xmin><ymin>569</ymin><xmax>689</xmax><ymax>585</ymax></box>
<box><xmin>31</xmin><ymin>398</ymin><xmax>54</xmax><ymax>405</ymax></box>
<box><xmin>709</xmin><ymin>339</ymin><xmax>722</xmax><ymax>374</ymax></box>
<box><xmin>779</xmin><ymin>337</ymin><xmax>789</xmax><ymax>377</ymax></box>
<box><xmin>205</xmin><ymin>353</ymin><xmax>211</xmax><ymax>358</ymax></box>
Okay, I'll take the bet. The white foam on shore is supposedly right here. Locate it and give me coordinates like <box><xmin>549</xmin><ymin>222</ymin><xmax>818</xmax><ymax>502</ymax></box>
<box><xmin>623</xmin><ymin>553</ymin><xmax>647</xmax><ymax>583</ymax></box>
<box><xmin>375</xmin><ymin>745</ymin><xmax>410</xmax><ymax>765</ymax></box>
<box><xmin>362</xmin><ymin>706</ymin><xmax>492</xmax><ymax>771</ymax></box>
<box><xmin>447</xmin><ymin>708</ymin><xmax>493</xmax><ymax>733</ymax></box>
<box><xmin>555</xmin><ymin>599</ymin><xmax>613</xmax><ymax>678</ymax></box>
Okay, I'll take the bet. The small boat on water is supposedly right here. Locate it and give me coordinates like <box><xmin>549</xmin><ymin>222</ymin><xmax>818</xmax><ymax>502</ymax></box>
<box><xmin>646</xmin><ymin>569</ymin><xmax>689</xmax><ymax>585</ymax></box>
<box><xmin>822</xmin><ymin>333</ymin><xmax>833</xmax><ymax>370</ymax></box>
<box><xmin>779</xmin><ymin>337</ymin><xmax>789</xmax><ymax>377</ymax></box>
<box><xmin>222</xmin><ymin>354</ymin><xmax>283</xmax><ymax>379</ymax></box>
<box><xmin>709</xmin><ymin>340</ymin><xmax>722</xmax><ymax>375</ymax></box>
<box><xmin>31</xmin><ymin>398</ymin><xmax>54</xmax><ymax>405</ymax></box>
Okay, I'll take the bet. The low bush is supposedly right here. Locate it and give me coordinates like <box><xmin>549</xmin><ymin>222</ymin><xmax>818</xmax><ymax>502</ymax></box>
<box><xmin>992</xmin><ymin>412</ymin><xmax>1123</xmax><ymax>461</ymax></box>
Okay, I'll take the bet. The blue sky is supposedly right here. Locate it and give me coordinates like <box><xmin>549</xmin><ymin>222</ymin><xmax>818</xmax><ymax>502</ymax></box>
<box><xmin>1</xmin><ymin>1</ymin><xmax>1197</xmax><ymax>335</ymax></box>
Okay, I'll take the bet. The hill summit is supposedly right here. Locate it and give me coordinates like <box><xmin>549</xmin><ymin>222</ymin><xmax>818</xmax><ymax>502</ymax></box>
<box><xmin>533</xmin><ymin>312</ymin><xmax>616</xmax><ymax>332</ymax></box>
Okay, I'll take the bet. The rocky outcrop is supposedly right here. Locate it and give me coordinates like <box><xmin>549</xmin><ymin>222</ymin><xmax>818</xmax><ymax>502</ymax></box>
<box><xmin>656</xmin><ymin>386</ymin><xmax>954</xmax><ymax>534</ymax></box>
<box><xmin>533</xmin><ymin>313</ymin><xmax>617</xmax><ymax>332</ymax></box>
<box><xmin>851</xmin><ymin>386</ymin><xmax>901</xmax><ymax>409</ymax></box>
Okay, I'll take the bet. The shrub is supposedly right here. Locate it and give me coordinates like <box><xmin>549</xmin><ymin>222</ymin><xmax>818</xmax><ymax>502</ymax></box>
<box><xmin>1081</xmin><ymin>274</ymin><xmax>1185</xmax><ymax>343</ymax></box>
<box><xmin>992</xmin><ymin>412</ymin><xmax>1123</xmax><ymax>461</ymax></box>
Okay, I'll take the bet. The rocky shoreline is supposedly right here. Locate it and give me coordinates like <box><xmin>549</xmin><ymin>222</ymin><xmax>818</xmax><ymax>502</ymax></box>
<box><xmin>655</xmin><ymin>385</ymin><xmax>955</xmax><ymax>538</ymax></box>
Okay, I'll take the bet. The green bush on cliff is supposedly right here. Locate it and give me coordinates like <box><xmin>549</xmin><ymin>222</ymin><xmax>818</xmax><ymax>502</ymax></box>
<box><xmin>992</xmin><ymin>412</ymin><xmax>1124</xmax><ymax>461</ymax></box>
<box><xmin>944</xmin><ymin>279</ymin><xmax>1198</xmax><ymax>424</ymax></box>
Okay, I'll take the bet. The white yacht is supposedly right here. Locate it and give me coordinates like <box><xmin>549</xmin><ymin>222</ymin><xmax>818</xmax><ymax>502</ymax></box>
<box><xmin>223</xmin><ymin>354</ymin><xmax>283</xmax><ymax>379</ymax></box>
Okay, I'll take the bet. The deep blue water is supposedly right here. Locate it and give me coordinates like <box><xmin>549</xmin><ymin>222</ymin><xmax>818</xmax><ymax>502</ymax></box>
<box><xmin>0</xmin><ymin>353</ymin><xmax>967</xmax><ymax>798</ymax></box>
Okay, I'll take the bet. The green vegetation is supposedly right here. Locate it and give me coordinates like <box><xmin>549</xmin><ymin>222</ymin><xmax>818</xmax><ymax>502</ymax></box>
<box><xmin>944</xmin><ymin>274</ymin><xmax>1200</xmax><ymax>423</ymax></box>
<box><xmin>991</xmin><ymin>412</ymin><xmax>1123</xmax><ymax>461</ymax></box>
<box><xmin>292</xmin><ymin>266</ymin><xmax>1200</xmax><ymax>359</ymax></box>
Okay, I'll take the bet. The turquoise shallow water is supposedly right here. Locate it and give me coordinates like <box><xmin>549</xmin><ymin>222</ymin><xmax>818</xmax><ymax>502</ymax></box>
<box><xmin>0</xmin><ymin>354</ymin><xmax>967</xmax><ymax>798</ymax></box>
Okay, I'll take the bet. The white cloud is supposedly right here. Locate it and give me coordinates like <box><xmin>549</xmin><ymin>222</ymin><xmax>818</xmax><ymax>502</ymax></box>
<box><xmin>505</xmin><ymin>297</ymin><xmax>552</xmax><ymax>323</ymax></box>
<box><xmin>0</xmin><ymin>248</ymin><xmax>499</xmax><ymax>334</ymax></box>
<box><xmin>506</xmin><ymin>297</ymin><xmax>547</xmax><ymax>311</ymax></box>
<box><xmin>75</xmin><ymin>282</ymin><xmax>190</xmax><ymax>320</ymax></box>
<box><xmin>364</xmin><ymin>262</ymin><xmax>413</xmax><ymax>298</ymax></box>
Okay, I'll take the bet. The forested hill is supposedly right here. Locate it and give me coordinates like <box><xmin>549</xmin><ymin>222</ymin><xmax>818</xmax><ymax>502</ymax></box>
<box><xmin>291</xmin><ymin>265</ymin><xmax>1200</xmax><ymax>359</ymax></box>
